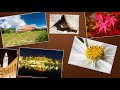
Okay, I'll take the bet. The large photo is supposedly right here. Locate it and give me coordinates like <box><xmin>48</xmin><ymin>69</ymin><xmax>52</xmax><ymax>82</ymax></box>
<box><xmin>0</xmin><ymin>12</ymin><xmax>49</xmax><ymax>47</ymax></box>
<box><xmin>18</xmin><ymin>48</ymin><xmax>63</xmax><ymax>78</ymax></box>
<box><xmin>68</xmin><ymin>36</ymin><xmax>117</xmax><ymax>74</ymax></box>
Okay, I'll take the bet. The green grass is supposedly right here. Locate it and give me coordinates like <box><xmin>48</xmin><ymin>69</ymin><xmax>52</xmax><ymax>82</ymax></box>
<box><xmin>2</xmin><ymin>30</ymin><xmax>48</xmax><ymax>47</ymax></box>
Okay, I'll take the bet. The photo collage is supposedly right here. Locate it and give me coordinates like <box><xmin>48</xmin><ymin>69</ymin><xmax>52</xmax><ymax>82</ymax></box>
<box><xmin>0</xmin><ymin>12</ymin><xmax>119</xmax><ymax>78</ymax></box>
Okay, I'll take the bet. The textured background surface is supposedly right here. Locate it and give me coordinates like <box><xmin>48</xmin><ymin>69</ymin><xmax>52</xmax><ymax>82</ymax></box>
<box><xmin>0</xmin><ymin>12</ymin><xmax>119</xmax><ymax>78</ymax></box>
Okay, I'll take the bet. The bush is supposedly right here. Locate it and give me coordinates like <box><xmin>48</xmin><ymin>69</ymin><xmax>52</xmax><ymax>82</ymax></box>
<box><xmin>3</xmin><ymin>30</ymin><xmax>11</xmax><ymax>34</ymax></box>
<box><xmin>1</xmin><ymin>28</ymin><xmax>15</xmax><ymax>34</ymax></box>
<box><xmin>3</xmin><ymin>30</ymin><xmax>15</xmax><ymax>34</ymax></box>
<box><xmin>35</xmin><ymin>31</ymin><xmax>48</xmax><ymax>42</ymax></box>
<box><xmin>31</xmin><ymin>28</ymin><xmax>41</xmax><ymax>32</ymax></box>
<box><xmin>9</xmin><ymin>30</ymin><xmax>15</xmax><ymax>33</ymax></box>
<box><xmin>31</xmin><ymin>28</ymin><xmax>47</xmax><ymax>32</ymax></box>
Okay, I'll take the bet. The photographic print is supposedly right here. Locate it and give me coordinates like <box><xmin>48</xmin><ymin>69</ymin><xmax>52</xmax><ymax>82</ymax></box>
<box><xmin>18</xmin><ymin>48</ymin><xmax>63</xmax><ymax>78</ymax></box>
<box><xmin>0</xmin><ymin>49</ymin><xmax>18</xmax><ymax>78</ymax></box>
<box><xmin>85</xmin><ymin>12</ymin><xmax>120</xmax><ymax>38</ymax></box>
<box><xmin>68</xmin><ymin>36</ymin><xmax>117</xmax><ymax>74</ymax></box>
<box><xmin>0</xmin><ymin>12</ymin><xmax>49</xmax><ymax>47</ymax></box>
<box><xmin>50</xmin><ymin>14</ymin><xmax>79</xmax><ymax>34</ymax></box>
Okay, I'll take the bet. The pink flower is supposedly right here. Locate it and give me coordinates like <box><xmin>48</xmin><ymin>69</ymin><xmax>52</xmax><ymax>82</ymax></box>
<box><xmin>96</xmin><ymin>13</ymin><xmax>103</xmax><ymax>22</ymax></box>
<box><xmin>105</xmin><ymin>16</ymin><xmax>117</xmax><ymax>27</ymax></box>
<box><xmin>96</xmin><ymin>20</ymin><xmax>108</xmax><ymax>33</ymax></box>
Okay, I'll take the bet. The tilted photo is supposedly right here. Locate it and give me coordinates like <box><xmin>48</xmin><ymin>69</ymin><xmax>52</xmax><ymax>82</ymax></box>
<box><xmin>18</xmin><ymin>48</ymin><xmax>64</xmax><ymax>78</ymax></box>
<box><xmin>0</xmin><ymin>12</ymin><xmax>49</xmax><ymax>47</ymax></box>
<box><xmin>68</xmin><ymin>36</ymin><xmax>117</xmax><ymax>74</ymax></box>
<box><xmin>85</xmin><ymin>12</ymin><xmax>120</xmax><ymax>38</ymax></box>
<box><xmin>0</xmin><ymin>49</ymin><xmax>18</xmax><ymax>78</ymax></box>
<box><xmin>50</xmin><ymin>14</ymin><xmax>79</xmax><ymax>34</ymax></box>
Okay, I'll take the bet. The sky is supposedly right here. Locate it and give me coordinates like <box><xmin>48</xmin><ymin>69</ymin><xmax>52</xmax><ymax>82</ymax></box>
<box><xmin>20</xmin><ymin>48</ymin><xmax>63</xmax><ymax>61</ymax></box>
<box><xmin>0</xmin><ymin>12</ymin><xmax>47</xmax><ymax>29</ymax></box>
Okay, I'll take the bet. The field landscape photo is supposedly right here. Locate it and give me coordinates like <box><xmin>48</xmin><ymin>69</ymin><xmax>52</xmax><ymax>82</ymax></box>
<box><xmin>0</xmin><ymin>12</ymin><xmax>48</xmax><ymax>47</ymax></box>
<box><xmin>18</xmin><ymin>48</ymin><xmax>63</xmax><ymax>78</ymax></box>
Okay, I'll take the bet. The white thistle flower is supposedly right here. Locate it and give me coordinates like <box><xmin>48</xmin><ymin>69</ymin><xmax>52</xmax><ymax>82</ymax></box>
<box><xmin>68</xmin><ymin>36</ymin><xmax>117</xmax><ymax>74</ymax></box>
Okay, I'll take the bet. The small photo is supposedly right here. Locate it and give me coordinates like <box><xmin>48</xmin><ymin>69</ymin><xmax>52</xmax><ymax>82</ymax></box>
<box><xmin>0</xmin><ymin>49</ymin><xmax>18</xmax><ymax>78</ymax></box>
<box><xmin>18</xmin><ymin>48</ymin><xmax>64</xmax><ymax>78</ymax></box>
<box><xmin>50</xmin><ymin>14</ymin><xmax>79</xmax><ymax>34</ymax></box>
<box><xmin>0</xmin><ymin>12</ymin><xmax>49</xmax><ymax>48</ymax></box>
<box><xmin>68</xmin><ymin>36</ymin><xmax>117</xmax><ymax>74</ymax></box>
<box><xmin>85</xmin><ymin>12</ymin><xmax>120</xmax><ymax>38</ymax></box>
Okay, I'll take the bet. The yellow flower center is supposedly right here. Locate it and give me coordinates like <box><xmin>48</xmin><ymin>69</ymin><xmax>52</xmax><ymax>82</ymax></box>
<box><xmin>85</xmin><ymin>45</ymin><xmax>104</xmax><ymax>61</ymax></box>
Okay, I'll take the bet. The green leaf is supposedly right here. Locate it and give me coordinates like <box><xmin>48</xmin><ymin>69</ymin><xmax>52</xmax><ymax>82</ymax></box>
<box><xmin>85</xmin><ymin>39</ymin><xmax>89</xmax><ymax>48</ymax></box>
